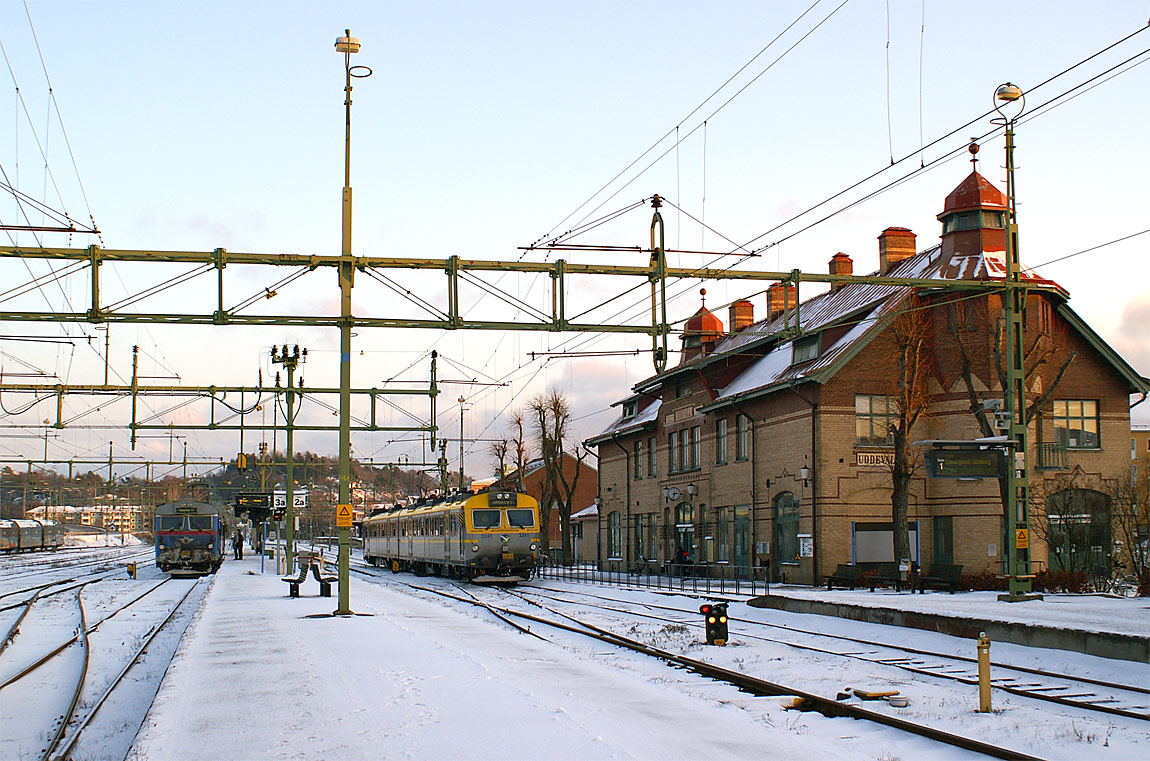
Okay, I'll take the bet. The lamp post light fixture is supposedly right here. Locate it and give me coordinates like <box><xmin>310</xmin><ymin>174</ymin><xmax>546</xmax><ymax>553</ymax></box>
<box><xmin>799</xmin><ymin>465</ymin><xmax>811</xmax><ymax>487</ymax></box>
<box><xmin>991</xmin><ymin>82</ymin><xmax>1035</xmax><ymax>600</ymax></box>
<box><xmin>686</xmin><ymin>483</ymin><xmax>698</xmax><ymax>497</ymax></box>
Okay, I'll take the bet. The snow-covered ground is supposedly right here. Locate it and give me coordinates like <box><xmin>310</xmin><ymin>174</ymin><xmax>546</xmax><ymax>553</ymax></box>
<box><xmin>3</xmin><ymin>548</ymin><xmax>1148</xmax><ymax>760</ymax></box>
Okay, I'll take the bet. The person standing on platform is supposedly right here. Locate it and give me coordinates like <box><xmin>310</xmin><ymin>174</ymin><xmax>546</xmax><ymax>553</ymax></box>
<box><xmin>233</xmin><ymin>527</ymin><xmax>244</xmax><ymax>560</ymax></box>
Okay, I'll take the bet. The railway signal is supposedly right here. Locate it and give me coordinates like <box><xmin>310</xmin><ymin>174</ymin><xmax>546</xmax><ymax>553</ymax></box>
<box><xmin>699</xmin><ymin>602</ymin><xmax>728</xmax><ymax>646</ymax></box>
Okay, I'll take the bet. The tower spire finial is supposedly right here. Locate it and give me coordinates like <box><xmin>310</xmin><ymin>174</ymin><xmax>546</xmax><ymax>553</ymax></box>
<box><xmin>968</xmin><ymin>138</ymin><xmax>980</xmax><ymax>171</ymax></box>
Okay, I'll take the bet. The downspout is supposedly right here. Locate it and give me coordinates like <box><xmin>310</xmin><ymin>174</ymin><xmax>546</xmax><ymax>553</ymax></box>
<box><xmin>789</xmin><ymin>381</ymin><xmax>819</xmax><ymax>585</ymax></box>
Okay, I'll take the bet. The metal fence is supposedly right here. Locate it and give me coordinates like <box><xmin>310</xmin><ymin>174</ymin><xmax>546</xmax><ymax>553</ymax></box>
<box><xmin>538</xmin><ymin>559</ymin><xmax>771</xmax><ymax>597</ymax></box>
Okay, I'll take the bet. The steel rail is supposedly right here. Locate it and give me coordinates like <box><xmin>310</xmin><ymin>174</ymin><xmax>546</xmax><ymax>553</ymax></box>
<box><xmin>40</xmin><ymin>589</ymin><xmax>91</xmax><ymax>761</ymax></box>
<box><xmin>0</xmin><ymin>579</ymin><xmax>171</xmax><ymax>689</ymax></box>
<box><xmin>0</xmin><ymin>586</ymin><xmax>44</xmax><ymax>656</ymax></box>
<box><xmin>511</xmin><ymin>586</ymin><xmax>1150</xmax><ymax>722</ymax></box>
<box><xmin>520</xmin><ymin>585</ymin><xmax>1150</xmax><ymax>696</ymax></box>
<box><xmin>51</xmin><ymin>577</ymin><xmax>206</xmax><ymax>761</ymax></box>
<box><xmin>349</xmin><ymin>566</ymin><xmax>1044</xmax><ymax>761</ymax></box>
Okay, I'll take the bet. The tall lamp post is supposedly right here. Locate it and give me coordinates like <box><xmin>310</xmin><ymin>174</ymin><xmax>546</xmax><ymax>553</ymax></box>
<box><xmin>992</xmin><ymin>82</ymin><xmax>1036</xmax><ymax>600</ymax></box>
<box><xmin>271</xmin><ymin>343</ymin><xmax>306</xmax><ymax>572</ymax></box>
<box><xmin>333</xmin><ymin>29</ymin><xmax>371</xmax><ymax>615</ymax></box>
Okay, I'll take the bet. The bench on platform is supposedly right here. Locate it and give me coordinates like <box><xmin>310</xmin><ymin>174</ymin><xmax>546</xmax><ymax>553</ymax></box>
<box><xmin>918</xmin><ymin>563</ymin><xmax>963</xmax><ymax>593</ymax></box>
<box><xmin>826</xmin><ymin>564</ymin><xmax>864</xmax><ymax>590</ymax></box>
<box><xmin>281</xmin><ymin>562</ymin><xmax>309</xmax><ymax>598</ymax></box>
<box><xmin>862</xmin><ymin>561</ymin><xmax>904</xmax><ymax>592</ymax></box>
<box><xmin>282</xmin><ymin>553</ymin><xmax>337</xmax><ymax>598</ymax></box>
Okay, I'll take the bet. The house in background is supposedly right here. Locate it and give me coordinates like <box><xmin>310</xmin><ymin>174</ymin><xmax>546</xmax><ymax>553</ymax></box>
<box><xmin>504</xmin><ymin>452</ymin><xmax>598</xmax><ymax>557</ymax></box>
<box><xmin>589</xmin><ymin>168</ymin><xmax>1148</xmax><ymax>585</ymax></box>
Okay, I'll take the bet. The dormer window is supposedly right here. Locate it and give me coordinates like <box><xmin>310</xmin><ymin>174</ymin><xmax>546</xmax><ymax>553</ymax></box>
<box><xmin>791</xmin><ymin>335</ymin><xmax>820</xmax><ymax>365</ymax></box>
<box><xmin>622</xmin><ymin>400</ymin><xmax>638</xmax><ymax>419</ymax></box>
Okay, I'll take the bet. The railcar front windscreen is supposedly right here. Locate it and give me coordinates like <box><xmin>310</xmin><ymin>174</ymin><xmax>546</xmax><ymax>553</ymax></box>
<box><xmin>472</xmin><ymin>509</ymin><xmax>501</xmax><ymax>528</ymax></box>
<box><xmin>506</xmin><ymin>509</ymin><xmax>535</xmax><ymax>528</ymax></box>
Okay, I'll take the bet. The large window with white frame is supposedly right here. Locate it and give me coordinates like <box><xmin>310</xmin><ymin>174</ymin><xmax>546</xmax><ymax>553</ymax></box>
<box><xmin>716</xmin><ymin>418</ymin><xmax>728</xmax><ymax>464</ymax></box>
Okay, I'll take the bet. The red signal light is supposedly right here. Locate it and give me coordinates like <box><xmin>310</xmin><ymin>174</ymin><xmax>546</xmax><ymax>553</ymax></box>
<box><xmin>699</xmin><ymin>604</ymin><xmax>712</xmax><ymax>614</ymax></box>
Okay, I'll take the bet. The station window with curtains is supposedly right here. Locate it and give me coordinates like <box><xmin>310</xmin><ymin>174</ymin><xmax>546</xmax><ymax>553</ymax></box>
<box><xmin>1053</xmin><ymin>400</ymin><xmax>1100</xmax><ymax>449</ymax></box>
<box><xmin>856</xmin><ymin>394</ymin><xmax>895</xmax><ymax>446</ymax></box>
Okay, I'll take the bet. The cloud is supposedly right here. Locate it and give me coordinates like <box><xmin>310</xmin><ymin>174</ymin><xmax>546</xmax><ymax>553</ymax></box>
<box><xmin>1112</xmin><ymin>294</ymin><xmax>1150</xmax><ymax>378</ymax></box>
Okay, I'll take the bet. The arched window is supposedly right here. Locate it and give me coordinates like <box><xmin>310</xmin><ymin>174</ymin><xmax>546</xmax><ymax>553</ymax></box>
<box><xmin>607</xmin><ymin>511</ymin><xmax>622</xmax><ymax>558</ymax></box>
<box><xmin>774</xmin><ymin>492</ymin><xmax>800</xmax><ymax>564</ymax></box>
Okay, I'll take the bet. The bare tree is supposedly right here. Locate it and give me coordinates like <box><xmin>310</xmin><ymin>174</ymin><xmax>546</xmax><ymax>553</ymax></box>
<box><xmin>944</xmin><ymin>292</ymin><xmax>1077</xmax><ymax>565</ymax></box>
<box><xmin>1109</xmin><ymin>462</ymin><xmax>1149</xmax><ymax>589</ymax></box>
<box><xmin>489</xmin><ymin>437</ymin><xmax>509</xmax><ymax>487</ymax></box>
<box><xmin>879</xmin><ymin>298</ymin><xmax>936</xmax><ymax>564</ymax></box>
<box><xmin>508</xmin><ymin>410</ymin><xmax>529</xmax><ymax>492</ymax></box>
<box><xmin>528</xmin><ymin>388</ymin><xmax>585</xmax><ymax>565</ymax></box>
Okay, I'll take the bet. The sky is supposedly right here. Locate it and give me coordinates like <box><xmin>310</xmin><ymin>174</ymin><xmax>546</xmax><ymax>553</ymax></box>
<box><xmin>1</xmin><ymin>1</ymin><xmax>1148</xmax><ymax>481</ymax></box>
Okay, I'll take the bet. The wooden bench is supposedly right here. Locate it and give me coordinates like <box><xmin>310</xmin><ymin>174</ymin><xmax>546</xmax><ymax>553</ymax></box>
<box><xmin>282</xmin><ymin>555</ymin><xmax>337</xmax><ymax>598</ymax></box>
<box><xmin>281</xmin><ymin>562</ymin><xmax>309</xmax><ymax>598</ymax></box>
<box><xmin>918</xmin><ymin>563</ymin><xmax>963</xmax><ymax>593</ymax></box>
<box><xmin>309</xmin><ymin>562</ymin><xmax>337</xmax><ymax>597</ymax></box>
<box><xmin>826</xmin><ymin>564</ymin><xmax>863</xmax><ymax>590</ymax></box>
<box><xmin>862</xmin><ymin>562</ymin><xmax>904</xmax><ymax>592</ymax></box>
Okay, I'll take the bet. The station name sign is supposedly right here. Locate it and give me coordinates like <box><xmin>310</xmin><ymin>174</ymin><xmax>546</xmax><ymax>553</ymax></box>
<box><xmin>856</xmin><ymin>451</ymin><xmax>894</xmax><ymax>467</ymax></box>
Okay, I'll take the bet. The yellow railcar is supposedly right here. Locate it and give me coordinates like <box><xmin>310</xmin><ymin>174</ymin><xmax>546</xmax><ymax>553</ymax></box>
<box><xmin>363</xmin><ymin>489</ymin><xmax>540</xmax><ymax>582</ymax></box>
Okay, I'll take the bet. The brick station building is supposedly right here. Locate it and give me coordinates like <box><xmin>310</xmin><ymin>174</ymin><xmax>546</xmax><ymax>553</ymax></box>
<box><xmin>587</xmin><ymin>170</ymin><xmax>1148</xmax><ymax>585</ymax></box>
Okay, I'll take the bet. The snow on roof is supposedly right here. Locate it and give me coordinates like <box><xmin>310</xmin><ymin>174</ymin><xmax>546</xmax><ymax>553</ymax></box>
<box><xmin>588</xmin><ymin>397</ymin><xmax>662</xmax><ymax>444</ymax></box>
<box><xmin>570</xmin><ymin>504</ymin><xmax>599</xmax><ymax>521</ymax></box>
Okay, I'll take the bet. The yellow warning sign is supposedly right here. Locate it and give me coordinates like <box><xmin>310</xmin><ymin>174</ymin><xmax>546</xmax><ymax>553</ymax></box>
<box><xmin>336</xmin><ymin>503</ymin><xmax>353</xmax><ymax>528</ymax></box>
<box><xmin>1015</xmin><ymin>529</ymin><xmax>1029</xmax><ymax>549</ymax></box>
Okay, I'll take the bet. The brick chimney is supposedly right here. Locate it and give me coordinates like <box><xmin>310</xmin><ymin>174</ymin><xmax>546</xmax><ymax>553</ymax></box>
<box><xmin>829</xmin><ymin>252</ymin><xmax>853</xmax><ymax>292</ymax></box>
<box><xmin>878</xmin><ymin>227</ymin><xmax>916</xmax><ymax>273</ymax></box>
<box><xmin>728</xmin><ymin>299</ymin><xmax>754</xmax><ymax>332</ymax></box>
<box><xmin>766</xmin><ymin>283</ymin><xmax>796</xmax><ymax>321</ymax></box>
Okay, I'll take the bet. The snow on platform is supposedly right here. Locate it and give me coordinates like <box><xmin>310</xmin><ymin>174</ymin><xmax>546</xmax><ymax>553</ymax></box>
<box><xmin>131</xmin><ymin>558</ymin><xmax>882</xmax><ymax>761</ymax></box>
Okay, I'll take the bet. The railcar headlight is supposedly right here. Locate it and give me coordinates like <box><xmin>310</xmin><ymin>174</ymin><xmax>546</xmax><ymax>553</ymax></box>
<box><xmin>471</xmin><ymin>544</ymin><xmax>479</xmax><ymax>553</ymax></box>
<box><xmin>530</xmin><ymin>543</ymin><xmax>537</xmax><ymax>551</ymax></box>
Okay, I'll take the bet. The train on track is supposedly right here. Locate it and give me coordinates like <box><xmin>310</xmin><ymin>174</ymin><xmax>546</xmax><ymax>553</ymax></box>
<box><xmin>154</xmin><ymin>498</ymin><xmax>225</xmax><ymax>575</ymax></box>
<box><xmin>363</xmin><ymin>489</ymin><xmax>541</xmax><ymax>582</ymax></box>
<box><xmin>0</xmin><ymin>518</ymin><xmax>64</xmax><ymax>552</ymax></box>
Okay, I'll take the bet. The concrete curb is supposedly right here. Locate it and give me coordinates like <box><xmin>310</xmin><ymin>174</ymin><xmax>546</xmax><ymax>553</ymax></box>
<box><xmin>746</xmin><ymin>594</ymin><xmax>1149</xmax><ymax>663</ymax></box>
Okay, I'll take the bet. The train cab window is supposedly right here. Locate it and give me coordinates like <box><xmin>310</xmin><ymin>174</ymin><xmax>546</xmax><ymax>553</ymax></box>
<box><xmin>157</xmin><ymin>516</ymin><xmax>183</xmax><ymax>531</ymax></box>
<box><xmin>472</xmin><ymin>509</ymin><xmax>501</xmax><ymax>529</ymax></box>
<box><xmin>506</xmin><ymin>509</ymin><xmax>536</xmax><ymax>528</ymax></box>
<box><xmin>189</xmin><ymin>516</ymin><xmax>214</xmax><ymax>531</ymax></box>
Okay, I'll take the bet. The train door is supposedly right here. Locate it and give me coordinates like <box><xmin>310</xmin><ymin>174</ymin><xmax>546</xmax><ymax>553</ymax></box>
<box><xmin>441</xmin><ymin>514</ymin><xmax>450</xmax><ymax>565</ymax></box>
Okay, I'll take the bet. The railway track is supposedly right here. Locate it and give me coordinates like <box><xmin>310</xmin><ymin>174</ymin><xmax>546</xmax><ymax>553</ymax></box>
<box><xmin>509</xmin><ymin>584</ymin><xmax>1150</xmax><ymax>722</ymax></box>
<box><xmin>0</xmin><ymin>574</ymin><xmax>209</xmax><ymax>761</ymax></box>
<box><xmin>0</xmin><ymin>546</ymin><xmax>153</xmax><ymax>586</ymax></box>
<box><xmin>348</xmin><ymin>563</ymin><xmax>1052</xmax><ymax>761</ymax></box>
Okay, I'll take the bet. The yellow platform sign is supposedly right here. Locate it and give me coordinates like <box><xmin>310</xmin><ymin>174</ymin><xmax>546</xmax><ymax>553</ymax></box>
<box><xmin>1015</xmin><ymin>528</ymin><xmax>1029</xmax><ymax>549</ymax></box>
<box><xmin>336</xmin><ymin>503</ymin><xmax>353</xmax><ymax>528</ymax></box>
